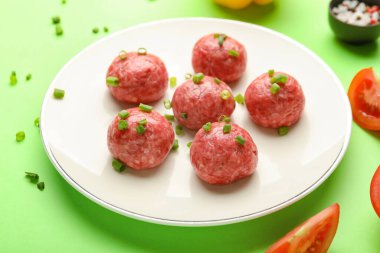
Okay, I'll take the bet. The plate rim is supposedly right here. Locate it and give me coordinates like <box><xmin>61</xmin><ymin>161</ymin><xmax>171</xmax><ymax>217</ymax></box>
<box><xmin>40</xmin><ymin>17</ymin><xmax>352</xmax><ymax>227</ymax></box>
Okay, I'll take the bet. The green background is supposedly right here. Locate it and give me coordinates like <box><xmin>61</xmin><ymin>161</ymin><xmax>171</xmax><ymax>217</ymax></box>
<box><xmin>1</xmin><ymin>0</ymin><xmax>379</xmax><ymax>252</ymax></box>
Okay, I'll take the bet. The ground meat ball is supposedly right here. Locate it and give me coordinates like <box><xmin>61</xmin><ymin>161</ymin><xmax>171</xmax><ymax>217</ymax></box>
<box><xmin>245</xmin><ymin>71</ymin><xmax>305</xmax><ymax>128</ymax></box>
<box><xmin>192</xmin><ymin>33</ymin><xmax>247</xmax><ymax>83</ymax></box>
<box><xmin>106</xmin><ymin>52</ymin><xmax>168</xmax><ymax>103</ymax></box>
<box><xmin>107</xmin><ymin>108</ymin><xmax>174</xmax><ymax>170</ymax></box>
<box><xmin>190</xmin><ymin>122</ymin><xmax>258</xmax><ymax>185</ymax></box>
<box><xmin>171</xmin><ymin>76</ymin><xmax>236</xmax><ymax>130</ymax></box>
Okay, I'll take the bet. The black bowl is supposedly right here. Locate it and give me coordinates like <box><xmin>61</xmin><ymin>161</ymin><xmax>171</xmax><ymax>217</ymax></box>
<box><xmin>329</xmin><ymin>0</ymin><xmax>380</xmax><ymax>44</ymax></box>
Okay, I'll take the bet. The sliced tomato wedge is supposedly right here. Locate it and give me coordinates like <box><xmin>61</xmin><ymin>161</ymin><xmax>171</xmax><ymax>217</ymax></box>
<box><xmin>348</xmin><ymin>67</ymin><xmax>380</xmax><ymax>131</ymax></box>
<box><xmin>266</xmin><ymin>204</ymin><xmax>340</xmax><ymax>253</ymax></box>
<box><xmin>370</xmin><ymin>165</ymin><xmax>380</xmax><ymax>218</ymax></box>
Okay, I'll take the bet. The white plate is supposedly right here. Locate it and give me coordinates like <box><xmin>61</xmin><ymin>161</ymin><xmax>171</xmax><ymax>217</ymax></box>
<box><xmin>40</xmin><ymin>18</ymin><xmax>352</xmax><ymax>226</ymax></box>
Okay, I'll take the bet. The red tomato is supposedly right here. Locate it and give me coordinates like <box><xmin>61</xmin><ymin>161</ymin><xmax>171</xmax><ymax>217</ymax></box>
<box><xmin>266</xmin><ymin>204</ymin><xmax>340</xmax><ymax>253</ymax></box>
<box><xmin>370</xmin><ymin>165</ymin><xmax>380</xmax><ymax>218</ymax></box>
<box><xmin>347</xmin><ymin>68</ymin><xmax>380</xmax><ymax>131</ymax></box>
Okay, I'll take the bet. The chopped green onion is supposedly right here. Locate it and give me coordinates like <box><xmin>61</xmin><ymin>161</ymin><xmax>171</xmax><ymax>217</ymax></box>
<box><xmin>164</xmin><ymin>114</ymin><xmax>175</xmax><ymax>121</ymax></box>
<box><xmin>37</xmin><ymin>182</ymin><xmax>45</xmax><ymax>191</ymax></box>
<box><xmin>193</xmin><ymin>73</ymin><xmax>204</xmax><ymax>84</ymax></box>
<box><xmin>270</xmin><ymin>83</ymin><xmax>281</xmax><ymax>95</ymax></box>
<box><xmin>118</xmin><ymin>110</ymin><xmax>130</xmax><ymax>119</ymax></box>
<box><xmin>53</xmin><ymin>88</ymin><xmax>65</xmax><ymax>99</ymax></box>
<box><xmin>234</xmin><ymin>93</ymin><xmax>245</xmax><ymax>104</ymax></box>
<box><xmin>138</xmin><ymin>118</ymin><xmax>148</xmax><ymax>125</ymax></box>
<box><xmin>187</xmin><ymin>142</ymin><xmax>192</xmax><ymax>148</ymax></box>
<box><xmin>92</xmin><ymin>27</ymin><xmax>99</xmax><ymax>34</ymax></box>
<box><xmin>106</xmin><ymin>76</ymin><xmax>119</xmax><ymax>86</ymax></box>
<box><xmin>181</xmin><ymin>112</ymin><xmax>188</xmax><ymax>119</ymax></box>
<box><xmin>214</xmin><ymin>78</ymin><xmax>222</xmax><ymax>84</ymax></box>
<box><xmin>136</xmin><ymin>125</ymin><xmax>146</xmax><ymax>134</ymax></box>
<box><xmin>55</xmin><ymin>25</ymin><xmax>63</xmax><ymax>36</ymax></box>
<box><xmin>175</xmin><ymin>125</ymin><xmax>184</xmax><ymax>136</ymax></box>
<box><xmin>185</xmin><ymin>73</ymin><xmax>192</xmax><ymax>80</ymax></box>
<box><xmin>118</xmin><ymin>120</ymin><xmax>128</xmax><ymax>130</ymax></box>
<box><xmin>268</xmin><ymin>69</ymin><xmax>275</xmax><ymax>77</ymax></box>
<box><xmin>164</xmin><ymin>99</ymin><xmax>171</xmax><ymax>109</ymax></box>
<box><xmin>214</xmin><ymin>33</ymin><xmax>220</xmax><ymax>38</ymax></box>
<box><xmin>218</xmin><ymin>34</ymin><xmax>227</xmax><ymax>46</ymax></box>
<box><xmin>278</xmin><ymin>126</ymin><xmax>289</xmax><ymax>136</ymax></box>
<box><xmin>223</xmin><ymin>124</ymin><xmax>231</xmax><ymax>134</ymax></box>
<box><xmin>235</xmin><ymin>136</ymin><xmax>246</xmax><ymax>145</ymax></box>
<box><xmin>172</xmin><ymin>139</ymin><xmax>179</xmax><ymax>150</ymax></box>
<box><xmin>62</xmin><ymin>0</ymin><xmax>67</xmax><ymax>4</ymax></box>
<box><xmin>16</xmin><ymin>131</ymin><xmax>25</xmax><ymax>142</ymax></box>
<box><xmin>228</xmin><ymin>50</ymin><xmax>239</xmax><ymax>57</ymax></box>
<box><xmin>104</xmin><ymin>27</ymin><xmax>109</xmax><ymax>33</ymax></box>
<box><xmin>270</xmin><ymin>74</ymin><xmax>288</xmax><ymax>85</ymax></box>
<box><xmin>26</xmin><ymin>73</ymin><xmax>32</xmax><ymax>81</ymax></box>
<box><xmin>112</xmin><ymin>159</ymin><xmax>125</xmax><ymax>172</ymax></box>
<box><xmin>138</xmin><ymin>48</ymin><xmax>147</xmax><ymax>55</ymax></box>
<box><xmin>25</xmin><ymin>172</ymin><xmax>39</xmax><ymax>181</ymax></box>
<box><xmin>52</xmin><ymin>16</ymin><xmax>60</xmax><ymax>24</ymax></box>
<box><xmin>170</xmin><ymin>76</ymin><xmax>177</xmax><ymax>88</ymax></box>
<box><xmin>220</xmin><ymin>90</ymin><xmax>231</xmax><ymax>100</ymax></box>
<box><xmin>10</xmin><ymin>71</ymin><xmax>17</xmax><ymax>85</ymax></box>
<box><xmin>118</xmin><ymin>50</ymin><xmax>128</xmax><ymax>60</ymax></box>
<box><xmin>34</xmin><ymin>117</ymin><xmax>40</xmax><ymax>127</ymax></box>
<box><xmin>218</xmin><ymin>115</ymin><xmax>231</xmax><ymax>123</ymax></box>
<box><xmin>203</xmin><ymin>122</ymin><xmax>212</xmax><ymax>132</ymax></box>
<box><xmin>139</xmin><ymin>103</ymin><xmax>153</xmax><ymax>112</ymax></box>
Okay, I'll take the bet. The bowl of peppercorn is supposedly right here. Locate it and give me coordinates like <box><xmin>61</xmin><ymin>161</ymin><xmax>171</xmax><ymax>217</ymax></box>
<box><xmin>329</xmin><ymin>0</ymin><xmax>380</xmax><ymax>43</ymax></box>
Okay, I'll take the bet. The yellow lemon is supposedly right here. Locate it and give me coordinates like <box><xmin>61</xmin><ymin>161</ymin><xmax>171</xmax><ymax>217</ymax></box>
<box><xmin>214</xmin><ymin>0</ymin><xmax>252</xmax><ymax>9</ymax></box>
<box><xmin>251</xmin><ymin>0</ymin><xmax>273</xmax><ymax>5</ymax></box>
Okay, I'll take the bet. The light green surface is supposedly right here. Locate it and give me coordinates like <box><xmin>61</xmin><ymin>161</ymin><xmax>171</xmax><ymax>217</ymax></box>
<box><xmin>0</xmin><ymin>0</ymin><xmax>379</xmax><ymax>252</ymax></box>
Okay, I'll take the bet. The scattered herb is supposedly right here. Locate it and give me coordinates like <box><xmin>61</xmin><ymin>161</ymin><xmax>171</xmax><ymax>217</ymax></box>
<box><xmin>112</xmin><ymin>159</ymin><xmax>125</xmax><ymax>172</ymax></box>
<box><xmin>53</xmin><ymin>88</ymin><xmax>65</xmax><ymax>99</ymax></box>
<box><xmin>234</xmin><ymin>93</ymin><xmax>245</xmax><ymax>104</ymax></box>
<box><xmin>37</xmin><ymin>182</ymin><xmax>45</xmax><ymax>191</ymax></box>
<box><xmin>10</xmin><ymin>71</ymin><xmax>17</xmax><ymax>85</ymax></box>
<box><xmin>172</xmin><ymin>139</ymin><xmax>179</xmax><ymax>150</ymax></box>
<box><xmin>16</xmin><ymin>131</ymin><xmax>25</xmax><ymax>142</ymax></box>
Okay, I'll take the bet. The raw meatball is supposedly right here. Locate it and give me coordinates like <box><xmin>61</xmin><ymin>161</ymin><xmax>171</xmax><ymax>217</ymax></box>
<box><xmin>107</xmin><ymin>107</ymin><xmax>174</xmax><ymax>170</ymax></box>
<box><xmin>192</xmin><ymin>33</ymin><xmax>247</xmax><ymax>83</ymax></box>
<box><xmin>106</xmin><ymin>51</ymin><xmax>168</xmax><ymax>103</ymax></box>
<box><xmin>171</xmin><ymin>75</ymin><xmax>235</xmax><ymax>130</ymax></box>
<box><xmin>190</xmin><ymin>122</ymin><xmax>258</xmax><ymax>185</ymax></box>
<box><xmin>245</xmin><ymin>71</ymin><xmax>305</xmax><ymax>128</ymax></box>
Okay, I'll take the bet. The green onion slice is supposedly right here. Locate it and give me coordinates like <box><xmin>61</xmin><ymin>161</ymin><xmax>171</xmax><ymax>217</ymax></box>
<box><xmin>92</xmin><ymin>27</ymin><xmax>99</xmax><ymax>34</ymax></box>
<box><xmin>172</xmin><ymin>139</ymin><xmax>179</xmax><ymax>150</ymax></box>
<box><xmin>104</xmin><ymin>27</ymin><xmax>109</xmax><ymax>32</ymax></box>
<box><xmin>185</xmin><ymin>73</ymin><xmax>193</xmax><ymax>80</ymax></box>
<box><xmin>138</xmin><ymin>118</ymin><xmax>147</xmax><ymax>125</ymax></box>
<box><xmin>234</xmin><ymin>93</ymin><xmax>245</xmax><ymax>104</ymax></box>
<box><xmin>53</xmin><ymin>88</ymin><xmax>65</xmax><ymax>99</ymax></box>
<box><xmin>164</xmin><ymin>114</ymin><xmax>175</xmax><ymax>121</ymax></box>
<box><xmin>52</xmin><ymin>16</ymin><xmax>60</xmax><ymax>24</ymax></box>
<box><xmin>112</xmin><ymin>159</ymin><xmax>125</xmax><ymax>172</ymax></box>
<box><xmin>228</xmin><ymin>50</ymin><xmax>239</xmax><ymax>57</ymax></box>
<box><xmin>10</xmin><ymin>71</ymin><xmax>17</xmax><ymax>85</ymax></box>
<box><xmin>26</xmin><ymin>73</ymin><xmax>32</xmax><ymax>81</ymax></box>
<box><xmin>170</xmin><ymin>76</ymin><xmax>177</xmax><ymax>88</ymax></box>
<box><xmin>270</xmin><ymin>74</ymin><xmax>288</xmax><ymax>84</ymax></box>
<box><xmin>34</xmin><ymin>117</ymin><xmax>40</xmax><ymax>127</ymax></box>
<box><xmin>270</xmin><ymin>83</ymin><xmax>281</xmax><ymax>95</ymax></box>
<box><xmin>25</xmin><ymin>172</ymin><xmax>39</xmax><ymax>181</ymax></box>
<box><xmin>187</xmin><ymin>142</ymin><xmax>192</xmax><ymax>148</ymax></box>
<box><xmin>136</xmin><ymin>125</ymin><xmax>146</xmax><ymax>135</ymax></box>
<box><xmin>223</xmin><ymin>124</ymin><xmax>231</xmax><ymax>134</ymax></box>
<box><xmin>118</xmin><ymin>120</ymin><xmax>128</xmax><ymax>130</ymax></box>
<box><xmin>268</xmin><ymin>69</ymin><xmax>275</xmax><ymax>77</ymax></box>
<box><xmin>37</xmin><ymin>182</ymin><xmax>45</xmax><ymax>191</ymax></box>
<box><xmin>218</xmin><ymin>115</ymin><xmax>231</xmax><ymax>123</ymax></box>
<box><xmin>138</xmin><ymin>48</ymin><xmax>147</xmax><ymax>55</ymax></box>
<box><xmin>218</xmin><ymin>34</ymin><xmax>227</xmax><ymax>46</ymax></box>
<box><xmin>220</xmin><ymin>90</ymin><xmax>231</xmax><ymax>100</ymax></box>
<box><xmin>181</xmin><ymin>112</ymin><xmax>188</xmax><ymax>119</ymax></box>
<box><xmin>214</xmin><ymin>78</ymin><xmax>222</xmax><ymax>84</ymax></box>
<box><xmin>118</xmin><ymin>50</ymin><xmax>128</xmax><ymax>60</ymax></box>
<box><xmin>118</xmin><ymin>110</ymin><xmax>130</xmax><ymax>119</ymax></box>
<box><xmin>278</xmin><ymin>126</ymin><xmax>289</xmax><ymax>136</ymax></box>
<box><xmin>106</xmin><ymin>76</ymin><xmax>119</xmax><ymax>87</ymax></box>
<box><xmin>175</xmin><ymin>125</ymin><xmax>184</xmax><ymax>136</ymax></box>
<box><xmin>16</xmin><ymin>131</ymin><xmax>25</xmax><ymax>142</ymax></box>
<box><xmin>139</xmin><ymin>103</ymin><xmax>153</xmax><ymax>112</ymax></box>
<box><xmin>235</xmin><ymin>135</ymin><xmax>246</xmax><ymax>145</ymax></box>
<box><xmin>164</xmin><ymin>99</ymin><xmax>172</xmax><ymax>109</ymax></box>
<box><xmin>55</xmin><ymin>25</ymin><xmax>63</xmax><ymax>36</ymax></box>
<box><xmin>203</xmin><ymin>122</ymin><xmax>212</xmax><ymax>132</ymax></box>
<box><xmin>193</xmin><ymin>73</ymin><xmax>205</xmax><ymax>84</ymax></box>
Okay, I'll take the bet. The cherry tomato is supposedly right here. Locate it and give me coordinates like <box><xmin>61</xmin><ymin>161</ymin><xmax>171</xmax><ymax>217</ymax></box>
<box><xmin>370</xmin><ymin>165</ymin><xmax>380</xmax><ymax>218</ymax></box>
<box><xmin>348</xmin><ymin>68</ymin><xmax>380</xmax><ymax>130</ymax></box>
<box><xmin>266</xmin><ymin>204</ymin><xmax>340</xmax><ymax>253</ymax></box>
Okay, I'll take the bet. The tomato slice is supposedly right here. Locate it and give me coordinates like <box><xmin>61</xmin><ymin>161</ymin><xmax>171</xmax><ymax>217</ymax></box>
<box><xmin>348</xmin><ymin>68</ymin><xmax>380</xmax><ymax>131</ymax></box>
<box><xmin>370</xmin><ymin>165</ymin><xmax>380</xmax><ymax>218</ymax></box>
<box><xmin>266</xmin><ymin>204</ymin><xmax>340</xmax><ymax>253</ymax></box>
